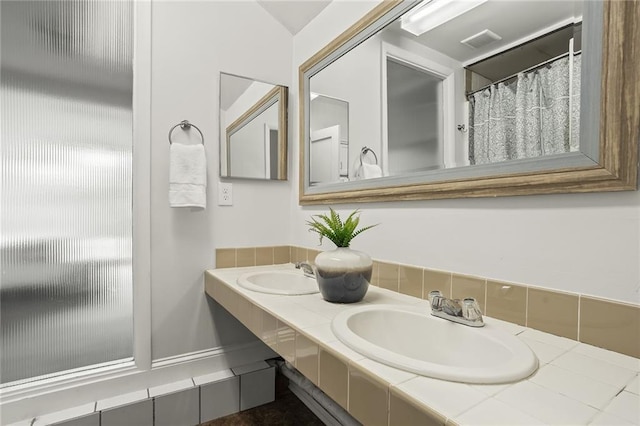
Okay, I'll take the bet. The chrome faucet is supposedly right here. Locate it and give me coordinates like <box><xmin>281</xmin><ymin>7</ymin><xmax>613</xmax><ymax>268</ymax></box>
<box><xmin>294</xmin><ymin>261</ymin><xmax>315</xmax><ymax>278</ymax></box>
<box><xmin>428</xmin><ymin>290</ymin><xmax>484</xmax><ymax>327</ymax></box>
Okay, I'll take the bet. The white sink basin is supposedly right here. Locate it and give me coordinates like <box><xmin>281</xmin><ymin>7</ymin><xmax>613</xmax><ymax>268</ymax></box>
<box><xmin>237</xmin><ymin>270</ymin><xmax>319</xmax><ymax>295</ymax></box>
<box><xmin>332</xmin><ymin>305</ymin><xmax>538</xmax><ymax>384</ymax></box>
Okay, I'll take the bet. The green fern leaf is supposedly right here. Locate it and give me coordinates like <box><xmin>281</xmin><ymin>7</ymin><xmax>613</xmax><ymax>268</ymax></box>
<box><xmin>306</xmin><ymin>208</ymin><xmax>378</xmax><ymax>247</ymax></box>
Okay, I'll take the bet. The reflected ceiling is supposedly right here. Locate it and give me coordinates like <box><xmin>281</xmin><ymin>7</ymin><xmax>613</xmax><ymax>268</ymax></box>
<box><xmin>387</xmin><ymin>0</ymin><xmax>582</xmax><ymax>64</ymax></box>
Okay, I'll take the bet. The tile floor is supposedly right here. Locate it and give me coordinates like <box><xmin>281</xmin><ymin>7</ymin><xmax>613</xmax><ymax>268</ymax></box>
<box><xmin>201</xmin><ymin>372</ymin><xmax>324</xmax><ymax>426</ymax></box>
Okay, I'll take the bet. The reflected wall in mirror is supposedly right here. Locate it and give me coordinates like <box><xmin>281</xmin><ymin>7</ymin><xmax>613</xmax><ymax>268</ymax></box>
<box><xmin>220</xmin><ymin>72</ymin><xmax>288</xmax><ymax>180</ymax></box>
<box><xmin>299</xmin><ymin>0</ymin><xmax>638</xmax><ymax>204</ymax></box>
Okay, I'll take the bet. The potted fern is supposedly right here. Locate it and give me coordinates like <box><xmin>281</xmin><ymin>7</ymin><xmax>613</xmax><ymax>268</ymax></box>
<box><xmin>307</xmin><ymin>208</ymin><xmax>377</xmax><ymax>303</ymax></box>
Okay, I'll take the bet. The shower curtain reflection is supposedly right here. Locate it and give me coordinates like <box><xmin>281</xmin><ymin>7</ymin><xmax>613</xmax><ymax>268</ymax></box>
<box><xmin>469</xmin><ymin>54</ymin><xmax>581</xmax><ymax>165</ymax></box>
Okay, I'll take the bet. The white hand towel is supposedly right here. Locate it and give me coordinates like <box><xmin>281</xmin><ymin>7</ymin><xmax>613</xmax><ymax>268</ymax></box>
<box><xmin>169</xmin><ymin>143</ymin><xmax>206</xmax><ymax>208</ymax></box>
<box><xmin>361</xmin><ymin>163</ymin><xmax>382</xmax><ymax>179</ymax></box>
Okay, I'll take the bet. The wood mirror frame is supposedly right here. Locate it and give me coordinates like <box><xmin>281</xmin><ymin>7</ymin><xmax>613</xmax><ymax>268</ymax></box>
<box><xmin>298</xmin><ymin>0</ymin><xmax>638</xmax><ymax>205</ymax></box>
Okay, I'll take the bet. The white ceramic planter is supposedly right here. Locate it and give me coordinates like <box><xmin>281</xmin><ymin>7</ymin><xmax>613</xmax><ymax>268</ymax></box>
<box><xmin>313</xmin><ymin>247</ymin><xmax>372</xmax><ymax>303</ymax></box>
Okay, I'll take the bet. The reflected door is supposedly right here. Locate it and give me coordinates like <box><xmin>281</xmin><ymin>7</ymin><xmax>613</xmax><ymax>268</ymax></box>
<box><xmin>387</xmin><ymin>58</ymin><xmax>445</xmax><ymax>174</ymax></box>
<box><xmin>310</xmin><ymin>125</ymin><xmax>341</xmax><ymax>185</ymax></box>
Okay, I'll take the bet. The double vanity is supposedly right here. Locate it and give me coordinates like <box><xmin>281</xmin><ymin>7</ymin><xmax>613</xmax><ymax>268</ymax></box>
<box><xmin>206</xmin><ymin>264</ymin><xmax>640</xmax><ymax>425</ymax></box>
<box><xmin>238</xmin><ymin>267</ymin><xmax>538</xmax><ymax>385</ymax></box>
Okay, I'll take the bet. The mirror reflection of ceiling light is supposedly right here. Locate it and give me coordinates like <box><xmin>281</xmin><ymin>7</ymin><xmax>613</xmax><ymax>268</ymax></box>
<box><xmin>401</xmin><ymin>0</ymin><xmax>489</xmax><ymax>36</ymax></box>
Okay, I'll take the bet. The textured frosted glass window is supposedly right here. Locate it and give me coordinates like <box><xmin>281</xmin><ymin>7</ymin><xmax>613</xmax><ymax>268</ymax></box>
<box><xmin>1</xmin><ymin>1</ymin><xmax>133</xmax><ymax>384</ymax></box>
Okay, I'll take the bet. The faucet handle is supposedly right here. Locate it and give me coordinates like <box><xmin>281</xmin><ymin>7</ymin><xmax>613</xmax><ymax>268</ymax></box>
<box><xmin>295</xmin><ymin>261</ymin><xmax>315</xmax><ymax>277</ymax></box>
<box><xmin>462</xmin><ymin>298</ymin><xmax>483</xmax><ymax>322</ymax></box>
<box><xmin>428</xmin><ymin>290</ymin><xmax>444</xmax><ymax>311</ymax></box>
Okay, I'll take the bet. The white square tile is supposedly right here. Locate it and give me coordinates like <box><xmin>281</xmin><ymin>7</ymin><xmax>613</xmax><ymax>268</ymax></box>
<box><xmin>200</xmin><ymin>376</ymin><xmax>240</xmax><ymax>422</ymax></box>
<box><xmin>353</xmin><ymin>358</ymin><xmax>416</xmax><ymax>385</ymax></box>
<box><xmin>483</xmin><ymin>317</ymin><xmax>527</xmax><ymax>335</ymax></box>
<box><xmin>101</xmin><ymin>399</ymin><xmax>153</xmax><ymax>426</ymax></box>
<box><xmin>148</xmin><ymin>379</ymin><xmax>194</xmax><ymax>397</ymax></box>
<box><xmin>50</xmin><ymin>413</ymin><xmax>99</xmax><ymax>426</ymax></box>
<box><xmin>231</xmin><ymin>360</ymin><xmax>269</xmax><ymax>376</ymax></box>
<box><xmin>530</xmin><ymin>364</ymin><xmax>620</xmax><ymax>409</ymax></box>
<box><xmin>233</xmin><ymin>286</ymin><xmax>257</xmax><ymax>300</ymax></box>
<box><xmin>259</xmin><ymin>298</ymin><xmax>296</xmax><ymax>318</ymax></box>
<box><xmin>552</xmin><ymin>352</ymin><xmax>637</xmax><ymax>389</ymax></box>
<box><xmin>520</xmin><ymin>336</ymin><xmax>569</xmax><ymax>364</ymax></box>
<box><xmin>455</xmin><ymin>397</ymin><xmax>542</xmax><ymax>425</ymax></box>
<box><xmin>603</xmin><ymin>391</ymin><xmax>640</xmax><ymax>424</ymax></box>
<box><xmin>278</xmin><ymin>305</ymin><xmax>329</xmax><ymax>328</ymax></box>
<box><xmin>193</xmin><ymin>369</ymin><xmax>235</xmax><ymax>386</ymax></box>
<box><xmin>5</xmin><ymin>421</ymin><xmax>32</xmax><ymax>426</ymax></box>
<box><xmin>32</xmin><ymin>403</ymin><xmax>95</xmax><ymax>426</ymax></box>
<box><xmin>395</xmin><ymin>377</ymin><xmax>488</xmax><ymax>418</ymax></box>
<box><xmin>470</xmin><ymin>383</ymin><xmax>512</xmax><ymax>397</ymax></box>
<box><xmin>239</xmin><ymin>366</ymin><xmax>275</xmax><ymax>411</ymax></box>
<box><xmin>10</xmin><ymin>420</ymin><xmax>32</xmax><ymax>426</ymax></box>
<box><xmin>96</xmin><ymin>389</ymin><xmax>149</xmax><ymax>411</ymax></box>
<box><xmin>519</xmin><ymin>329</ymin><xmax>579</xmax><ymax>350</ymax></box>
<box><xmin>154</xmin><ymin>387</ymin><xmax>199</xmax><ymax>426</ymax></box>
<box><xmin>327</xmin><ymin>340</ymin><xmax>366</xmax><ymax>362</ymax></box>
<box><xmin>625</xmin><ymin>375</ymin><xmax>639</xmax><ymax>395</ymax></box>
<box><xmin>301</xmin><ymin>323</ymin><xmax>337</xmax><ymax>345</ymax></box>
<box><xmin>589</xmin><ymin>411</ymin><xmax>636</xmax><ymax>425</ymax></box>
<box><xmin>573</xmin><ymin>343</ymin><xmax>640</xmax><ymax>372</ymax></box>
<box><xmin>288</xmin><ymin>292</ymin><xmax>320</xmax><ymax>304</ymax></box>
<box><xmin>296</xmin><ymin>295</ymin><xmax>349</xmax><ymax>319</ymax></box>
<box><xmin>208</xmin><ymin>270</ymin><xmax>235</xmax><ymax>281</ymax></box>
<box><xmin>495</xmin><ymin>380</ymin><xmax>598</xmax><ymax>425</ymax></box>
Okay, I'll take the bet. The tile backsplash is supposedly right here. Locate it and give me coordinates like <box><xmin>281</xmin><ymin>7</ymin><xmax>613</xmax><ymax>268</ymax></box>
<box><xmin>214</xmin><ymin>245</ymin><xmax>640</xmax><ymax>359</ymax></box>
<box><xmin>216</xmin><ymin>246</ymin><xmax>291</xmax><ymax>268</ymax></box>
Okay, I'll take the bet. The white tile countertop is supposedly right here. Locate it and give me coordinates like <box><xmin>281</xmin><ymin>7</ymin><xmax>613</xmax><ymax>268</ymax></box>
<box><xmin>207</xmin><ymin>264</ymin><xmax>640</xmax><ymax>426</ymax></box>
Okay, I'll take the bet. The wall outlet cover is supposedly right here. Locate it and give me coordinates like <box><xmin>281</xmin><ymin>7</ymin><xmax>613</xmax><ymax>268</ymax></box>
<box><xmin>218</xmin><ymin>182</ymin><xmax>233</xmax><ymax>206</ymax></box>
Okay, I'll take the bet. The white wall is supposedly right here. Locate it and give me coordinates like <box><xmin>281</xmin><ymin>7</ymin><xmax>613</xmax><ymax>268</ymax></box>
<box><xmin>291</xmin><ymin>1</ymin><xmax>640</xmax><ymax>305</ymax></box>
<box><xmin>151</xmin><ymin>1</ymin><xmax>293</xmax><ymax>360</ymax></box>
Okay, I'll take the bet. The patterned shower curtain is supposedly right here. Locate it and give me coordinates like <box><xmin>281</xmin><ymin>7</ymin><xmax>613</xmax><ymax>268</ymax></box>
<box><xmin>469</xmin><ymin>54</ymin><xmax>581</xmax><ymax>165</ymax></box>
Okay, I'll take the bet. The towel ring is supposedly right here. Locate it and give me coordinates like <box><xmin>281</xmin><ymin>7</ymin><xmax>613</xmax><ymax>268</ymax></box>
<box><xmin>359</xmin><ymin>146</ymin><xmax>378</xmax><ymax>166</ymax></box>
<box><xmin>168</xmin><ymin>120</ymin><xmax>204</xmax><ymax>145</ymax></box>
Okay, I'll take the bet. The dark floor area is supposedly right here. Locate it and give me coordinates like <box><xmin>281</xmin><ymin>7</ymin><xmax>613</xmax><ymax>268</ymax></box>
<box><xmin>201</xmin><ymin>371</ymin><xmax>325</xmax><ymax>426</ymax></box>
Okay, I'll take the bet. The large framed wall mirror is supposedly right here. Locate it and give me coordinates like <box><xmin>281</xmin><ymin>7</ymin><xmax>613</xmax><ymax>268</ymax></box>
<box><xmin>220</xmin><ymin>72</ymin><xmax>288</xmax><ymax>180</ymax></box>
<box><xmin>299</xmin><ymin>0</ymin><xmax>638</xmax><ymax>204</ymax></box>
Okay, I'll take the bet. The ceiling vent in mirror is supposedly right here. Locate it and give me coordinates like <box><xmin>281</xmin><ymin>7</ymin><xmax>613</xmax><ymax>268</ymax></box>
<box><xmin>461</xmin><ymin>29</ymin><xmax>502</xmax><ymax>49</ymax></box>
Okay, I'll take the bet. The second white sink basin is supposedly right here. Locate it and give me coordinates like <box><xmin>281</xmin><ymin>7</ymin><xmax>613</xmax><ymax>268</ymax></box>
<box><xmin>332</xmin><ymin>305</ymin><xmax>538</xmax><ymax>384</ymax></box>
<box><xmin>237</xmin><ymin>270</ymin><xmax>319</xmax><ymax>295</ymax></box>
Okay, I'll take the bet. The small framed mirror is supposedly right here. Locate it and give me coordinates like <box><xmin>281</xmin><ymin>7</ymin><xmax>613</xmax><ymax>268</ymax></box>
<box><xmin>219</xmin><ymin>72</ymin><xmax>288</xmax><ymax>180</ymax></box>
